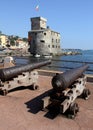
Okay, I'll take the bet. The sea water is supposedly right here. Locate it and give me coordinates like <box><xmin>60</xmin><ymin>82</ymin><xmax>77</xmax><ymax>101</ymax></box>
<box><xmin>15</xmin><ymin>50</ymin><xmax>93</xmax><ymax>74</ymax></box>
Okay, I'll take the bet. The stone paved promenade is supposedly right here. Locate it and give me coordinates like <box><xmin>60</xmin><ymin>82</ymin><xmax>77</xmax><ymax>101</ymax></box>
<box><xmin>0</xmin><ymin>73</ymin><xmax>93</xmax><ymax>130</ymax></box>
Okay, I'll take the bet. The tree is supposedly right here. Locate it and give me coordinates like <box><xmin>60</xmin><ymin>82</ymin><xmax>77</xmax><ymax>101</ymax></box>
<box><xmin>14</xmin><ymin>36</ymin><xmax>19</xmax><ymax>41</ymax></box>
<box><xmin>8</xmin><ymin>36</ymin><xmax>16</xmax><ymax>46</ymax></box>
<box><xmin>10</xmin><ymin>39</ymin><xmax>15</xmax><ymax>46</ymax></box>
<box><xmin>23</xmin><ymin>37</ymin><xmax>28</xmax><ymax>42</ymax></box>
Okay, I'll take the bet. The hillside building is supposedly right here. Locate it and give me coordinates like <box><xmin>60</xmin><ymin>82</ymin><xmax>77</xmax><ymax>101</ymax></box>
<box><xmin>28</xmin><ymin>17</ymin><xmax>62</xmax><ymax>56</ymax></box>
<box><xmin>0</xmin><ymin>34</ymin><xmax>8</xmax><ymax>47</ymax></box>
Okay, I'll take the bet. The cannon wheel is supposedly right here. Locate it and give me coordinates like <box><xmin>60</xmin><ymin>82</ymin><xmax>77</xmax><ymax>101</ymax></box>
<box><xmin>67</xmin><ymin>102</ymin><xmax>79</xmax><ymax>119</ymax></box>
<box><xmin>82</xmin><ymin>89</ymin><xmax>90</xmax><ymax>100</ymax></box>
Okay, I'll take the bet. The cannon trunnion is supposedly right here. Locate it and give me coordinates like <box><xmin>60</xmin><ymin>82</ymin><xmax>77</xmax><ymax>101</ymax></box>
<box><xmin>42</xmin><ymin>65</ymin><xmax>90</xmax><ymax>118</ymax></box>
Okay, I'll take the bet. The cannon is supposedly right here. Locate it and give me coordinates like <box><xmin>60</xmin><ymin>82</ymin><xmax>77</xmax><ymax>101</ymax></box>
<box><xmin>42</xmin><ymin>64</ymin><xmax>90</xmax><ymax>118</ymax></box>
<box><xmin>0</xmin><ymin>60</ymin><xmax>51</xmax><ymax>95</ymax></box>
<box><xmin>52</xmin><ymin>64</ymin><xmax>89</xmax><ymax>91</ymax></box>
<box><xmin>0</xmin><ymin>60</ymin><xmax>51</xmax><ymax>81</ymax></box>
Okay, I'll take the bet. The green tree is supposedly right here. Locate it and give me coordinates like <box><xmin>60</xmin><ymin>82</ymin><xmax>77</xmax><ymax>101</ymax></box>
<box><xmin>23</xmin><ymin>37</ymin><xmax>28</xmax><ymax>42</ymax></box>
<box><xmin>10</xmin><ymin>39</ymin><xmax>15</xmax><ymax>46</ymax></box>
<box><xmin>14</xmin><ymin>36</ymin><xmax>19</xmax><ymax>41</ymax></box>
<box><xmin>8</xmin><ymin>36</ymin><xmax>16</xmax><ymax>46</ymax></box>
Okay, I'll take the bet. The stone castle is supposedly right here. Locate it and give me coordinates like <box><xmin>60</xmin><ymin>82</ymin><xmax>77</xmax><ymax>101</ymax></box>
<box><xmin>28</xmin><ymin>17</ymin><xmax>61</xmax><ymax>56</ymax></box>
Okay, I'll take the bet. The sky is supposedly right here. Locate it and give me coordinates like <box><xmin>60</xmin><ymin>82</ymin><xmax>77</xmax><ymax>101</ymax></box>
<box><xmin>0</xmin><ymin>0</ymin><xmax>93</xmax><ymax>49</ymax></box>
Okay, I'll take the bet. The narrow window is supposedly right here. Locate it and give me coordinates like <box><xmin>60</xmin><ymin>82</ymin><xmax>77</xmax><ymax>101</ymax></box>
<box><xmin>40</xmin><ymin>40</ymin><xmax>45</xmax><ymax>43</ymax></box>
<box><xmin>52</xmin><ymin>38</ymin><xmax>54</xmax><ymax>43</ymax></box>
<box><xmin>56</xmin><ymin>39</ymin><xmax>57</xmax><ymax>43</ymax></box>
<box><xmin>48</xmin><ymin>45</ymin><xmax>50</xmax><ymax>48</ymax></box>
<box><xmin>52</xmin><ymin>45</ymin><xmax>54</xmax><ymax>48</ymax></box>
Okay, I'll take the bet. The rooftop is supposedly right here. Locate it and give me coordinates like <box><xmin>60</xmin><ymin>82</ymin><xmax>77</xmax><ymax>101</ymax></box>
<box><xmin>31</xmin><ymin>16</ymin><xmax>47</xmax><ymax>22</ymax></box>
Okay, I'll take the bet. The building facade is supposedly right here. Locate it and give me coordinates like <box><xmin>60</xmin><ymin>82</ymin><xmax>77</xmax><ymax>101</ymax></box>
<box><xmin>28</xmin><ymin>17</ymin><xmax>61</xmax><ymax>56</ymax></box>
<box><xmin>16</xmin><ymin>38</ymin><xmax>28</xmax><ymax>48</ymax></box>
<box><xmin>0</xmin><ymin>34</ymin><xmax>8</xmax><ymax>47</ymax></box>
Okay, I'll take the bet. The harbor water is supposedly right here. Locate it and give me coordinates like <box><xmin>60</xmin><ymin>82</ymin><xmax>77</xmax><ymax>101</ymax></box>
<box><xmin>14</xmin><ymin>50</ymin><xmax>93</xmax><ymax>74</ymax></box>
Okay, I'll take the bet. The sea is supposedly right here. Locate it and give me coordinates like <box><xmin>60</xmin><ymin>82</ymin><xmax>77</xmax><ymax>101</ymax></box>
<box><xmin>14</xmin><ymin>50</ymin><xmax>93</xmax><ymax>74</ymax></box>
<box><xmin>0</xmin><ymin>50</ymin><xmax>93</xmax><ymax>74</ymax></box>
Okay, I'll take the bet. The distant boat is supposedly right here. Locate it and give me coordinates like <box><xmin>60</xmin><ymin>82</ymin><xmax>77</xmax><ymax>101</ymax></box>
<box><xmin>44</xmin><ymin>55</ymin><xmax>52</xmax><ymax>58</ymax></box>
<box><xmin>34</xmin><ymin>54</ymin><xmax>41</xmax><ymax>58</ymax></box>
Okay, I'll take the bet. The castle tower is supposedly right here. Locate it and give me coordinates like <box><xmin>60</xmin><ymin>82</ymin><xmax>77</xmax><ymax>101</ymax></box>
<box><xmin>28</xmin><ymin>16</ymin><xmax>61</xmax><ymax>56</ymax></box>
<box><xmin>31</xmin><ymin>17</ymin><xmax>47</xmax><ymax>30</ymax></box>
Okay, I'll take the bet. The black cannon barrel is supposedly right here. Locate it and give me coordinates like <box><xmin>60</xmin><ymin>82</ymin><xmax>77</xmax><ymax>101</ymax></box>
<box><xmin>0</xmin><ymin>60</ymin><xmax>51</xmax><ymax>81</ymax></box>
<box><xmin>52</xmin><ymin>64</ymin><xmax>89</xmax><ymax>91</ymax></box>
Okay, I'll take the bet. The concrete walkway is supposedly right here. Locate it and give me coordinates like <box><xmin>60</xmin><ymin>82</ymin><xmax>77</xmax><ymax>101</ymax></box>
<box><xmin>0</xmin><ymin>74</ymin><xmax>93</xmax><ymax>130</ymax></box>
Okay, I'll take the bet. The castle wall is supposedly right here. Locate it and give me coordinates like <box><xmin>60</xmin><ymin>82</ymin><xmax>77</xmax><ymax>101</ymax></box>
<box><xmin>28</xmin><ymin>17</ymin><xmax>62</xmax><ymax>56</ymax></box>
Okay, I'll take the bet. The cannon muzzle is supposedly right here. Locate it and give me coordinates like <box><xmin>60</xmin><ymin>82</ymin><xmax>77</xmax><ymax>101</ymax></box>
<box><xmin>52</xmin><ymin>64</ymin><xmax>89</xmax><ymax>91</ymax></box>
<box><xmin>0</xmin><ymin>60</ymin><xmax>51</xmax><ymax>81</ymax></box>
